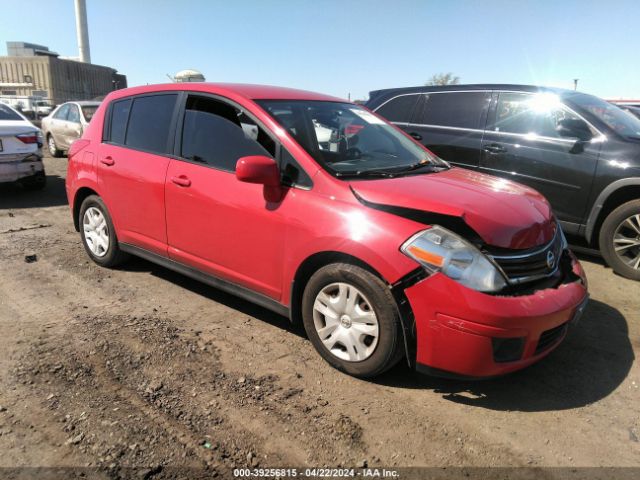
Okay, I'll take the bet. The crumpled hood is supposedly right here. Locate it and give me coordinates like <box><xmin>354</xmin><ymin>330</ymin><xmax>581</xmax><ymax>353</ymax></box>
<box><xmin>350</xmin><ymin>168</ymin><xmax>557</xmax><ymax>249</ymax></box>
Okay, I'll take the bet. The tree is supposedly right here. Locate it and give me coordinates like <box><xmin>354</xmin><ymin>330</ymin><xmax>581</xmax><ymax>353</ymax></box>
<box><xmin>426</xmin><ymin>72</ymin><xmax>460</xmax><ymax>86</ymax></box>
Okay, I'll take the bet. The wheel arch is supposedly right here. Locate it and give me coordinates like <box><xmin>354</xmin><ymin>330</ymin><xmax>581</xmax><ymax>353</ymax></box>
<box><xmin>289</xmin><ymin>251</ymin><xmax>416</xmax><ymax>368</ymax></box>
<box><xmin>586</xmin><ymin>178</ymin><xmax>640</xmax><ymax>245</ymax></box>
<box><xmin>72</xmin><ymin>186</ymin><xmax>99</xmax><ymax>231</ymax></box>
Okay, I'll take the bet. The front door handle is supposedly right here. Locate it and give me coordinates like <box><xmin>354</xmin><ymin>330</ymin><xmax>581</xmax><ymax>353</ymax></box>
<box><xmin>409</xmin><ymin>132</ymin><xmax>423</xmax><ymax>141</ymax></box>
<box><xmin>483</xmin><ymin>144</ymin><xmax>507</xmax><ymax>154</ymax></box>
<box><xmin>100</xmin><ymin>156</ymin><xmax>115</xmax><ymax>166</ymax></box>
<box><xmin>171</xmin><ymin>175</ymin><xmax>191</xmax><ymax>187</ymax></box>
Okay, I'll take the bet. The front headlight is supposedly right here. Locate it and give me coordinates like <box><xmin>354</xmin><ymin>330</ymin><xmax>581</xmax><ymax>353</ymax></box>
<box><xmin>400</xmin><ymin>226</ymin><xmax>507</xmax><ymax>292</ymax></box>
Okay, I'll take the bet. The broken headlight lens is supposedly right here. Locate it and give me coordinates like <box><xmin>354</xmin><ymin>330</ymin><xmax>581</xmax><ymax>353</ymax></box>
<box><xmin>400</xmin><ymin>226</ymin><xmax>507</xmax><ymax>292</ymax></box>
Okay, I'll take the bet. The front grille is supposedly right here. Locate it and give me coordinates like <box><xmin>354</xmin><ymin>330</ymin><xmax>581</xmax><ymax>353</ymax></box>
<box><xmin>535</xmin><ymin>323</ymin><xmax>568</xmax><ymax>354</ymax></box>
<box><xmin>487</xmin><ymin>228</ymin><xmax>564</xmax><ymax>285</ymax></box>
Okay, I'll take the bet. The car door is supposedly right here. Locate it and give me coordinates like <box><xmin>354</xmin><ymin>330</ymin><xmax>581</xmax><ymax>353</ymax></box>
<box><xmin>64</xmin><ymin>104</ymin><xmax>84</xmax><ymax>148</ymax></box>
<box><xmin>404</xmin><ymin>91</ymin><xmax>491</xmax><ymax>169</ymax></box>
<box><xmin>164</xmin><ymin>93</ymin><xmax>286</xmax><ymax>299</ymax></box>
<box><xmin>479</xmin><ymin>91</ymin><xmax>601</xmax><ymax>227</ymax></box>
<box><xmin>49</xmin><ymin>104</ymin><xmax>70</xmax><ymax>146</ymax></box>
<box><xmin>97</xmin><ymin>93</ymin><xmax>179</xmax><ymax>255</ymax></box>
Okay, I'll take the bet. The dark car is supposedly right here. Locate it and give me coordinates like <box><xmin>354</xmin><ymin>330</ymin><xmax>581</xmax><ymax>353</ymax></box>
<box><xmin>618</xmin><ymin>104</ymin><xmax>640</xmax><ymax>120</ymax></box>
<box><xmin>366</xmin><ymin>84</ymin><xmax>640</xmax><ymax>280</ymax></box>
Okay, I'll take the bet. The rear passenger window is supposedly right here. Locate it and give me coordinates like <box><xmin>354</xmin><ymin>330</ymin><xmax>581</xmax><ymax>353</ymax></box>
<box><xmin>108</xmin><ymin>99</ymin><xmax>131</xmax><ymax>145</ymax></box>
<box><xmin>180</xmin><ymin>96</ymin><xmax>274</xmax><ymax>172</ymax></box>
<box><xmin>125</xmin><ymin>94</ymin><xmax>177</xmax><ymax>154</ymax></box>
<box><xmin>416</xmin><ymin>92</ymin><xmax>490</xmax><ymax>129</ymax></box>
<box><xmin>375</xmin><ymin>94</ymin><xmax>419</xmax><ymax>123</ymax></box>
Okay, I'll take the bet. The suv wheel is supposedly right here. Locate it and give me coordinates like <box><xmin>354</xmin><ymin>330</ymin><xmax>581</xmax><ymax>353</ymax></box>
<box><xmin>599</xmin><ymin>199</ymin><xmax>640</xmax><ymax>280</ymax></box>
<box><xmin>301</xmin><ymin>263</ymin><xmax>403</xmax><ymax>378</ymax></box>
<box><xmin>47</xmin><ymin>134</ymin><xmax>63</xmax><ymax>158</ymax></box>
<box><xmin>79</xmin><ymin>195</ymin><xmax>128</xmax><ymax>267</ymax></box>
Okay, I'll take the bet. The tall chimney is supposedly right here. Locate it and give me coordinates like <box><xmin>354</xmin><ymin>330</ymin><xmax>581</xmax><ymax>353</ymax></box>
<box><xmin>74</xmin><ymin>0</ymin><xmax>91</xmax><ymax>63</ymax></box>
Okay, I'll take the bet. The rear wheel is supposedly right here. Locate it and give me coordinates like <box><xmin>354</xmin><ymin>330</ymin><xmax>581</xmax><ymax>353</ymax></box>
<box><xmin>79</xmin><ymin>195</ymin><xmax>128</xmax><ymax>267</ymax></box>
<box><xmin>301</xmin><ymin>263</ymin><xmax>403</xmax><ymax>378</ymax></box>
<box><xmin>599</xmin><ymin>199</ymin><xmax>640</xmax><ymax>281</ymax></box>
<box><xmin>47</xmin><ymin>134</ymin><xmax>63</xmax><ymax>158</ymax></box>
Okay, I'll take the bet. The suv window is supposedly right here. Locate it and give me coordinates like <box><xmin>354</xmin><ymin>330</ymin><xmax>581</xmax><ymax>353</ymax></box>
<box><xmin>375</xmin><ymin>94</ymin><xmax>420</xmax><ymax>123</ymax></box>
<box><xmin>493</xmin><ymin>92</ymin><xmax>585</xmax><ymax>138</ymax></box>
<box><xmin>108</xmin><ymin>99</ymin><xmax>132</xmax><ymax>145</ymax></box>
<box><xmin>67</xmin><ymin>105</ymin><xmax>80</xmax><ymax>123</ymax></box>
<box><xmin>125</xmin><ymin>94</ymin><xmax>177</xmax><ymax>154</ymax></box>
<box><xmin>53</xmin><ymin>104</ymin><xmax>70</xmax><ymax>120</ymax></box>
<box><xmin>416</xmin><ymin>92</ymin><xmax>490</xmax><ymax>129</ymax></box>
<box><xmin>180</xmin><ymin>95</ymin><xmax>274</xmax><ymax>172</ymax></box>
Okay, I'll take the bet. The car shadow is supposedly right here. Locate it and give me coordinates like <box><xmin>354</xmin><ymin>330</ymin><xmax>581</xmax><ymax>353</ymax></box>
<box><xmin>119</xmin><ymin>256</ymin><xmax>306</xmax><ymax>339</ymax></box>
<box><xmin>0</xmin><ymin>173</ymin><xmax>68</xmax><ymax>209</ymax></box>
<box><xmin>119</xmin><ymin>258</ymin><xmax>633</xmax><ymax>412</ymax></box>
<box><xmin>375</xmin><ymin>299</ymin><xmax>634</xmax><ymax>412</ymax></box>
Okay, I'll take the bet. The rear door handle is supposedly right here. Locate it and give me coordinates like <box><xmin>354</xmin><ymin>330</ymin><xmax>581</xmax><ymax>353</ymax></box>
<box><xmin>483</xmin><ymin>144</ymin><xmax>507</xmax><ymax>154</ymax></box>
<box><xmin>409</xmin><ymin>132</ymin><xmax>423</xmax><ymax>141</ymax></box>
<box><xmin>100</xmin><ymin>156</ymin><xmax>115</xmax><ymax>166</ymax></box>
<box><xmin>171</xmin><ymin>175</ymin><xmax>191</xmax><ymax>187</ymax></box>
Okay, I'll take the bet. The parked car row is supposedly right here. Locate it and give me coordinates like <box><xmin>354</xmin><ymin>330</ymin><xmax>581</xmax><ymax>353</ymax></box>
<box><xmin>365</xmin><ymin>85</ymin><xmax>640</xmax><ymax>280</ymax></box>
<box><xmin>65</xmin><ymin>83</ymin><xmax>589</xmax><ymax>379</ymax></box>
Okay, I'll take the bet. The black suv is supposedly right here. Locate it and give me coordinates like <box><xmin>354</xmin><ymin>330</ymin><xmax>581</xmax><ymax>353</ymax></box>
<box><xmin>366</xmin><ymin>84</ymin><xmax>640</xmax><ymax>280</ymax></box>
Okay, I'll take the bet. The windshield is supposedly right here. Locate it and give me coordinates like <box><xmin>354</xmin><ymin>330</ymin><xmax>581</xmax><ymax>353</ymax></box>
<box><xmin>567</xmin><ymin>92</ymin><xmax>640</xmax><ymax>139</ymax></box>
<box><xmin>81</xmin><ymin>105</ymin><xmax>99</xmax><ymax>122</ymax></box>
<box><xmin>257</xmin><ymin>100</ymin><xmax>445</xmax><ymax>177</ymax></box>
<box><xmin>0</xmin><ymin>104</ymin><xmax>23</xmax><ymax>121</ymax></box>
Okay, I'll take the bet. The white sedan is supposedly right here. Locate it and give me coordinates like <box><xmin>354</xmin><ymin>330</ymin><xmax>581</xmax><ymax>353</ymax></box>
<box><xmin>0</xmin><ymin>103</ymin><xmax>45</xmax><ymax>189</ymax></box>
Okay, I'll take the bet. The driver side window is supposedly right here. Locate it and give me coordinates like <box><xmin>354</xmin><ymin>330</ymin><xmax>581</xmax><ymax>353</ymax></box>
<box><xmin>494</xmin><ymin>93</ymin><xmax>585</xmax><ymax>139</ymax></box>
<box><xmin>180</xmin><ymin>96</ymin><xmax>275</xmax><ymax>172</ymax></box>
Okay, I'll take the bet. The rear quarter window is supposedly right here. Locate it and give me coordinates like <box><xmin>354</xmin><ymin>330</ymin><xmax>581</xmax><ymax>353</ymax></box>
<box><xmin>106</xmin><ymin>98</ymin><xmax>132</xmax><ymax>145</ymax></box>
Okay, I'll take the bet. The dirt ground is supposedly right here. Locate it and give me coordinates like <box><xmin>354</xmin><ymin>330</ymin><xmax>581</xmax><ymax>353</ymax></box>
<box><xmin>0</xmin><ymin>154</ymin><xmax>638</xmax><ymax>479</ymax></box>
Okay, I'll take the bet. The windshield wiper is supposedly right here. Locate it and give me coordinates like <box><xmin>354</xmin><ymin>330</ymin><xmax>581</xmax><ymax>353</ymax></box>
<box><xmin>334</xmin><ymin>170</ymin><xmax>398</xmax><ymax>178</ymax></box>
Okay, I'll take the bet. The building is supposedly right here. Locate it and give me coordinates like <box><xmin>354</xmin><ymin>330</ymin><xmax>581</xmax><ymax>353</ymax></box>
<box><xmin>0</xmin><ymin>42</ymin><xmax>127</xmax><ymax>105</ymax></box>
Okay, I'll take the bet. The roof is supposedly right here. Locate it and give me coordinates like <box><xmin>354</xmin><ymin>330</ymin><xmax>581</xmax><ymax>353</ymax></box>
<box><xmin>105</xmin><ymin>83</ymin><xmax>347</xmax><ymax>103</ymax></box>
<box><xmin>69</xmin><ymin>100</ymin><xmax>101</xmax><ymax>106</ymax></box>
<box><xmin>367</xmin><ymin>83</ymin><xmax>576</xmax><ymax>103</ymax></box>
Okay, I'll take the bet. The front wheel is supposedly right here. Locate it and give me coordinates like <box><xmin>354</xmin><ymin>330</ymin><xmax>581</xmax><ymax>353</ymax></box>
<box><xmin>47</xmin><ymin>134</ymin><xmax>63</xmax><ymax>158</ymax></box>
<box><xmin>79</xmin><ymin>195</ymin><xmax>128</xmax><ymax>267</ymax></box>
<box><xmin>301</xmin><ymin>263</ymin><xmax>404</xmax><ymax>378</ymax></box>
<box><xmin>599</xmin><ymin>199</ymin><xmax>640</xmax><ymax>281</ymax></box>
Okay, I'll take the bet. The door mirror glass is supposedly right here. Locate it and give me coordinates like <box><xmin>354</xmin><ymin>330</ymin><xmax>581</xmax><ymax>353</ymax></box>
<box><xmin>556</xmin><ymin>118</ymin><xmax>593</xmax><ymax>141</ymax></box>
<box><xmin>236</xmin><ymin>155</ymin><xmax>280</xmax><ymax>186</ymax></box>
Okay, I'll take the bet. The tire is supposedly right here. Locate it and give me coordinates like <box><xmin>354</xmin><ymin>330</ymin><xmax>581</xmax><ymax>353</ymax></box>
<box><xmin>20</xmin><ymin>171</ymin><xmax>47</xmax><ymax>190</ymax></box>
<box><xmin>301</xmin><ymin>263</ymin><xmax>404</xmax><ymax>378</ymax></box>
<box><xmin>599</xmin><ymin>199</ymin><xmax>640</xmax><ymax>281</ymax></box>
<box><xmin>79</xmin><ymin>195</ymin><xmax>129</xmax><ymax>267</ymax></box>
<box><xmin>47</xmin><ymin>134</ymin><xmax>63</xmax><ymax>158</ymax></box>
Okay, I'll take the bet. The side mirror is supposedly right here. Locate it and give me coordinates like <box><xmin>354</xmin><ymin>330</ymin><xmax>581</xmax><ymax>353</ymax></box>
<box><xmin>556</xmin><ymin>118</ymin><xmax>593</xmax><ymax>142</ymax></box>
<box><xmin>236</xmin><ymin>155</ymin><xmax>280</xmax><ymax>186</ymax></box>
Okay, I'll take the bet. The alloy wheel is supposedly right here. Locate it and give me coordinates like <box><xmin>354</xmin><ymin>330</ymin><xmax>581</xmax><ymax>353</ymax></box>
<box><xmin>312</xmin><ymin>282</ymin><xmax>379</xmax><ymax>362</ymax></box>
<box><xmin>83</xmin><ymin>207</ymin><xmax>109</xmax><ymax>257</ymax></box>
<box><xmin>613</xmin><ymin>214</ymin><xmax>640</xmax><ymax>270</ymax></box>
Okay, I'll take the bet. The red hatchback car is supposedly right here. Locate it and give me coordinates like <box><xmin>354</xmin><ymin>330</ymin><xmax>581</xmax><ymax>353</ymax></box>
<box><xmin>66</xmin><ymin>83</ymin><xmax>589</xmax><ymax>379</ymax></box>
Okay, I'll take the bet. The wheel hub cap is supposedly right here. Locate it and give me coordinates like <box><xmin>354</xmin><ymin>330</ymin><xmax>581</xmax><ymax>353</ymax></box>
<box><xmin>83</xmin><ymin>207</ymin><xmax>109</xmax><ymax>258</ymax></box>
<box><xmin>312</xmin><ymin>282</ymin><xmax>379</xmax><ymax>362</ymax></box>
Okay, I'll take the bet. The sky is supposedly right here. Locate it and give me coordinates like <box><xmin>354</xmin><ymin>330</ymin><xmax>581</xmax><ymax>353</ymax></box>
<box><xmin>1</xmin><ymin>0</ymin><xmax>639</xmax><ymax>101</ymax></box>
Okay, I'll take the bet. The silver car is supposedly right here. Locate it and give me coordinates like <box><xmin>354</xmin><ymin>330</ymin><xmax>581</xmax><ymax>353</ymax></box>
<box><xmin>41</xmin><ymin>101</ymin><xmax>100</xmax><ymax>157</ymax></box>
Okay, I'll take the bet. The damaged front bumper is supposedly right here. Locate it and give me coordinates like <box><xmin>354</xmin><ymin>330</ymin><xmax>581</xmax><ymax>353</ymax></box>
<box><xmin>401</xmin><ymin>251</ymin><xmax>588</xmax><ymax>378</ymax></box>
